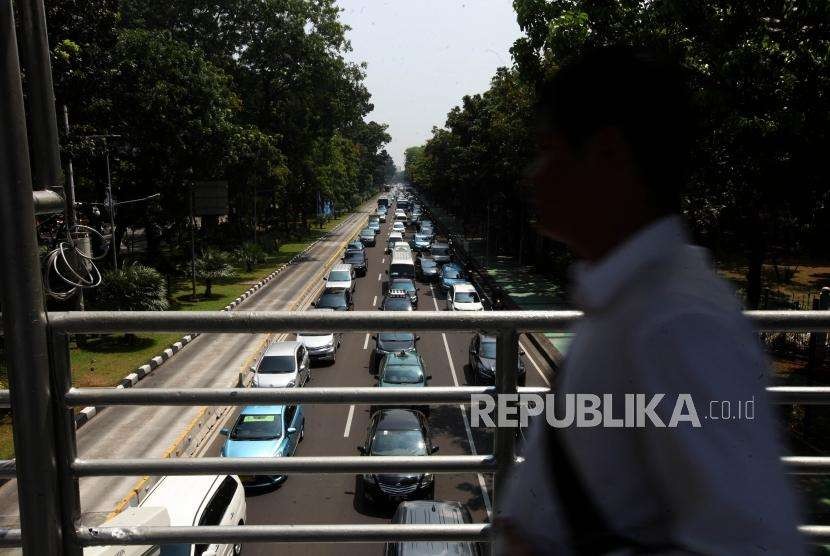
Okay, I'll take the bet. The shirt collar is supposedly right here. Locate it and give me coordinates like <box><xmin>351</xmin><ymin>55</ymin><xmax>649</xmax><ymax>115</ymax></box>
<box><xmin>571</xmin><ymin>215</ymin><xmax>689</xmax><ymax>311</ymax></box>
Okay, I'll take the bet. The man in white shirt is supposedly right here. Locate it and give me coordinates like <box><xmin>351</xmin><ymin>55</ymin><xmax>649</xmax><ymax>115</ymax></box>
<box><xmin>497</xmin><ymin>48</ymin><xmax>805</xmax><ymax>554</ymax></box>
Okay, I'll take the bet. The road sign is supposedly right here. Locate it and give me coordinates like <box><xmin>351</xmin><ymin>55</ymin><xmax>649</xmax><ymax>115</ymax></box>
<box><xmin>193</xmin><ymin>181</ymin><xmax>228</xmax><ymax>216</ymax></box>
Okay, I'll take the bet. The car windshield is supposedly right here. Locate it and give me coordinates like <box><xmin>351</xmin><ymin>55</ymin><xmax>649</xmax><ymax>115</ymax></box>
<box><xmin>479</xmin><ymin>340</ymin><xmax>497</xmax><ymax>359</ymax></box>
<box><xmin>443</xmin><ymin>267</ymin><xmax>462</xmax><ymax>279</ymax></box>
<box><xmin>454</xmin><ymin>292</ymin><xmax>479</xmax><ymax>303</ymax></box>
<box><xmin>371</xmin><ymin>430</ymin><xmax>427</xmax><ymax>456</ymax></box>
<box><xmin>231</xmin><ymin>413</ymin><xmax>282</xmax><ymax>440</ymax></box>
<box><xmin>420</xmin><ymin>259</ymin><xmax>437</xmax><ymax>269</ymax></box>
<box><xmin>345</xmin><ymin>254</ymin><xmax>363</xmax><ymax>264</ymax></box>
<box><xmin>328</xmin><ymin>270</ymin><xmax>351</xmax><ymax>282</ymax></box>
<box><xmin>258</xmin><ymin>355</ymin><xmax>296</xmax><ymax>373</ymax></box>
<box><xmin>431</xmin><ymin>247</ymin><xmax>449</xmax><ymax>256</ymax></box>
<box><xmin>378</xmin><ymin>332</ymin><xmax>415</xmax><ymax>345</ymax></box>
<box><xmin>383</xmin><ymin>365</ymin><xmax>424</xmax><ymax>384</ymax></box>
<box><xmin>361</xmin><ymin>228</ymin><xmax>373</xmax><ymax>236</ymax></box>
<box><xmin>415</xmin><ymin>234</ymin><xmax>428</xmax><ymax>242</ymax></box>
<box><xmin>318</xmin><ymin>293</ymin><xmax>347</xmax><ymax>308</ymax></box>
<box><xmin>391</xmin><ymin>280</ymin><xmax>415</xmax><ymax>292</ymax></box>
<box><xmin>384</xmin><ymin>297</ymin><xmax>412</xmax><ymax>310</ymax></box>
<box><xmin>299</xmin><ymin>331</ymin><xmax>330</xmax><ymax>337</ymax></box>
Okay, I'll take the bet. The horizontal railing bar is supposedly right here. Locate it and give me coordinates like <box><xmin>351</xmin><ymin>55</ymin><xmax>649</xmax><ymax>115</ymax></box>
<box><xmin>782</xmin><ymin>457</ymin><xmax>830</xmax><ymax>475</ymax></box>
<box><xmin>799</xmin><ymin>525</ymin><xmax>830</xmax><ymax>542</ymax></box>
<box><xmin>0</xmin><ymin>460</ymin><xmax>15</xmax><ymax>479</ymax></box>
<box><xmin>0</xmin><ymin>529</ymin><xmax>21</xmax><ymax>548</ymax></box>
<box><xmin>65</xmin><ymin>386</ymin><xmax>550</xmax><ymax>406</ymax></box>
<box><xmin>72</xmin><ymin>455</ymin><xmax>497</xmax><ymax>476</ymax></box>
<box><xmin>64</xmin><ymin>385</ymin><xmax>830</xmax><ymax>407</ymax></box>
<box><xmin>46</xmin><ymin>310</ymin><xmax>830</xmax><ymax>334</ymax></box>
<box><xmin>77</xmin><ymin>524</ymin><xmax>491</xmax><ymax>546</ymax></box>
<box><xmin>0</xmin><ymin>390</ymin><xmax>7</xmax><ymax>408</ymax></box>
<box><xmin>48</xmin><ymin>310</ymin><xmax>584</xmax><ymax>333</ymax></box>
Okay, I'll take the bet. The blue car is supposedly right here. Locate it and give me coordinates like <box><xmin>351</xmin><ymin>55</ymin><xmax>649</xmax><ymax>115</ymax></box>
<box><xmin>439</xmin><ymin>263</ymin><xmax>466</xmax><ymax>293</ymax></box>
<box><xmin>220</xmin><ymin>404</ymin><xmax>304</xmax><ymax>487</ymax></box>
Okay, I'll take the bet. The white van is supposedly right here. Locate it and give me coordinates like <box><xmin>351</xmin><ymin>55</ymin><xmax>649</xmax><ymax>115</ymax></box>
<box><xmin>386</xmin><ymin>231</ymin><xmax>403</xmax><ymax>253</ymax></box>
<box><xmin>324</xmin><ymin>263</ymin><xmax>355</xmax><ymax>293</ymax></box>
<box><xmin>85</xmin><ymin>474</ymin><xmax>246</xmax><ymax>556</ymax></box>
<box><xmin>388</xmin><ymin>250</ymin><xmax>416</xmax><ymax>281</ymax></box>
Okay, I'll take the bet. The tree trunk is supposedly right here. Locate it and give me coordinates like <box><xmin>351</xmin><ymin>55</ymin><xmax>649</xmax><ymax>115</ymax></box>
<box><xmin>745</xmin><ymin>238</ymin><xmax>765</xmax><ymax>309</ymax></box>
<box><xmin>204</xmin><ymin>279</ymin><xmax>212</xmax><ymax>297</ymax></box>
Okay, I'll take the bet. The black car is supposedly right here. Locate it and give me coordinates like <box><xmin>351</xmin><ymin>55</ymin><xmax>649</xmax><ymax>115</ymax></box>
<box><xmin>467</xmin><ymin>332</ymin><xmax>526</xmax><ymax>386</ymax></box>
<box><xmin>359</xmin><ymin>227</ymin><xmax>376</xmax><ymax>247</ymax></box>
<box><xmin>389</xmin><ymin>278</ymin><xmax>419</xmax><ymax>308</ymax></box>
<box><xmin>356</xmin><ymin>409</ymin><xmax>437</xmax><ymax>506</ymax></box>
<box><xmin>415</xmin><ymin>257</ymin><xmax>439</xmax><ymax>282</ymax></box>
<box><xmin>379</xmin><ymin>290</ymin><xmax>414</xmax><ymax>311</ymax></box>
<box><xmin>385</xmin><ymin>500</ymin><xmax>481</xmax><ymax>556</ymax></box>
<box><xmin>346</xmin><ymin>239</ymin><xmax>365</xmax><ymax>254</ymax></box>
<box><xmin>370</xmin><ymin>332</ymin><xmax>419</xmax><ymax>373</ymax></box>
<box><xmin>343</xmin><ymin>249</ymin><xmax>367</xmax><ymax>276</ymax></box>
<box><xmin>314</xmin><ymin>289</ymin><xmax>353</xmax><ymax>311</ymax></box>
<box><xmin>429</xmin><ymin>242</ymin><xmax>451</xmax><ymax>265</ymax></box>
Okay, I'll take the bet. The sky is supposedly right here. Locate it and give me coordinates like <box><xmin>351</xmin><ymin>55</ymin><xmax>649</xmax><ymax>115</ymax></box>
<box><xmin>336</xmin><ymin>0</ymin><xmax>522</xmax><ymax>168</ymax></box>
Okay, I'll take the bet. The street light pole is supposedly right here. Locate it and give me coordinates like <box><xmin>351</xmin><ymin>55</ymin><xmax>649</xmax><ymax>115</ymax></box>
<box><xmin>104</xmin><ymin>138</ymin><xmax>117</xmax><ymax>269</ymax></box>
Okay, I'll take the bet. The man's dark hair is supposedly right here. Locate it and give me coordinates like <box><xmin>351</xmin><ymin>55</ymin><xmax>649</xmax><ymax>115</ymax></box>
<box><xmin>537</xmin><ymin>46</ymin><xmax>695</xmax><ymax>213</ymax></box>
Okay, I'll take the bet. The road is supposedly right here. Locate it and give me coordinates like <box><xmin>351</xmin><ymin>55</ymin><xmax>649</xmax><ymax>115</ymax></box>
<box><xmin>0</xmin><ymin>202</ymin><xmax>376</xmax><ymax>531</ymax></box>
<box><xmin>200</xmin><ymin>199</ymin><xmax>554</xmax><ymax>555</ymax></box>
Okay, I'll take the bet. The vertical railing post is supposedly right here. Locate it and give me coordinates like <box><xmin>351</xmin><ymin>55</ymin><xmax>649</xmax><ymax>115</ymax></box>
<box><xmin>0</xmin><ymin>2</ymin><xmax>64</xmax><ymax>552</ymax></box>
<box><xmin>493</xmin><ymin>327</ymin><xmax>519</xmax><ymax>519</ymax></box>
<box><xmin>48</xmin><ymin>331</ymin><xmax>82</xmax><ymax>556</ymax></box>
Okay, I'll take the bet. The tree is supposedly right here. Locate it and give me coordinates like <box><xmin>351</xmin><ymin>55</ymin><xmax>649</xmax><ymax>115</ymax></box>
<box><xmin>235</xmin><ymin>242</ymin><xmax>266</xmax><ymax>273</ymax></box>
<box><xmin>94</xmin><ymin>265</ymin><xmax>169</xmax><ymax>311</ymax></box>
<box><xmin>194</xmin><ymin>248</ymin><xmax>236</xmax><ymax>297</ymax></box>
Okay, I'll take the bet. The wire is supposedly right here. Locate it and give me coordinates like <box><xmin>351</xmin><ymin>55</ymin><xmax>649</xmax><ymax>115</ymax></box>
<box><xmin>43</xmin><ymin>224</ymin><xmax>110</xmax><ymax>300</ymax></box>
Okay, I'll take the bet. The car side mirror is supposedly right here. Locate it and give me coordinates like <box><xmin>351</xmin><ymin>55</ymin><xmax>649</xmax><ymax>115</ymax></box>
<box><xmin>415</xmin><ymin>336</ymin><xmax>421</xmax><ymax>341</ymax></box>
<box><xmin>519</xmin><ymin>350</ymin><xmax>526</xmax><ymax>356</ymax></box>
<box><xmin>357</xmin><ymin>446</ymin><xmax>366</xmax><ymax>455</ymax></box>
<box><xmin>425</xmin><ymin>375</ymin><xmax>433</xmax><ymax>380</ymax></box>
<box><xmin>371</xmin><ymin>335</ymin><xmax>377</xmax><ymax>340</ymax></box>
<box><xmin>287</xmin><ymin>427</ymin><xmax>298</xmax><ymax>435</ymax></box>
<box><xmin>470</xmin><ymin>348</ymin><xmax>477</xmax><ymax>355</ymax></box>
<box><xmin>250</xmin><ymin>366</ymin><xmax>257</xmax><ymax>373</ymax></box>
<box><xmin>220</xmin><ymin>428</ymin><xmax>230</xmax><ymax>436</ymax></box>
<box><xmin>384</xmin><ymin>270</ymin><xmax>388</xmax><ymax>274</ymax></box>
<box><xmin>311</xmin><ymin>302</ymin><xmax>316</xmax><ymax>308</ymax></box>
<box><xmin>430</xmin><ymin>445</ymin><xmax>440</xmax><ymax>454</ymax></box>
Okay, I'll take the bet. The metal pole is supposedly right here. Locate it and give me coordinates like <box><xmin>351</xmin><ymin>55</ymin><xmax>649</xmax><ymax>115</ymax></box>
<box><xmin>62</xmin><ymin>104</ymin><xmax>84</xmax><ymax>310</ymax></box>
<box><xmin>493</xmin><ymin>327</ymin><xmax>519</xmax><ymax>519</ymax></box>
<box><xmin>17</xmin><ymin>0</ymin><xmax>62</xmax><ymax>190</ymax></box>
<box><xmin>0</xmin><ymin>3</ymin><xmax>64</xmax><ymax>552</ymax></box>
<box><xmin>48</xmin><ymin>332</ymin><xmax>82</xmax><ymax>556</ymax></box>
<box><xmin>105</xmin><ymin>140</ymin><xmax>117</xmax><ymax>269</ymax></box>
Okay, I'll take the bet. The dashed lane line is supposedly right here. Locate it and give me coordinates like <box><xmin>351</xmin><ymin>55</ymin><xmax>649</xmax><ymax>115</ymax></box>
<box><xmin>343</xmin><ymin>405</ymin><xmax>355</xmax><ymax>438</ymax></box>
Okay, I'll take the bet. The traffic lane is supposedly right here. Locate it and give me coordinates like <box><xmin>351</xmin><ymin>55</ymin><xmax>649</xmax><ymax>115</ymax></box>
<box><xmin>215</xmin><ymin>215</ymin><xmax>392</xmax><ymax>555</ymax></box>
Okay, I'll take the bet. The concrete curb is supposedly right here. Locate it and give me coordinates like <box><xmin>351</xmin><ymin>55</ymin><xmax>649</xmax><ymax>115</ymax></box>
<box><xmin>73</xmin><ymin>212</ymin><xmax>361</xmax><ymax>430</ymax></box>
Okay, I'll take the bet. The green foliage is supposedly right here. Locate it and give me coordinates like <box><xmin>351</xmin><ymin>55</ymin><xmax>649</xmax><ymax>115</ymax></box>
<box><xmin>235</xmin><ymin>242</ymin><xmax>267</xmax><ymax>273</ymax></box>
<box><xmin>194</xmin><ymin>248</ymin><xmax>237</xmax><ymax>296</ymax></box>
<box><xmin>95</xmin><ymin>265</ymin><xmax>169</xmax><ymax>311</ymax></box>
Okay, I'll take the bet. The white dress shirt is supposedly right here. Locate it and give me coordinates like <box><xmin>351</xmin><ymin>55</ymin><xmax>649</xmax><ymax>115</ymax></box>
<box><xmin>499</xmin><ymin>216</ymin><xmax>806</xmax><ymax>555</ymax></box>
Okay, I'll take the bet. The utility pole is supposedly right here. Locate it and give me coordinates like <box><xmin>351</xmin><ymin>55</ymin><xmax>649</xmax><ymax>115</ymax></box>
<box><xmin>62</xmin><ymin>104</ymin><xmax>83</xmax><ymax>309</ymax></box>
<box><xmin>189</xmin><ymin>182</ymin><xmax>197</xmax><ymax>299</ymax></box>
<box><xmin>104</xmin><ymin>138</ymin><xmax>116</xmax><ymax>269</ymax></box>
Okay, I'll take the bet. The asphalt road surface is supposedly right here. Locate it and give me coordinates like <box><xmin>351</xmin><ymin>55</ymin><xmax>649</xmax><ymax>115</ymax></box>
<box><xmin>201</xmin><ymin>203</ymin><xmax>554</xmax><ymax>555</ymax></box>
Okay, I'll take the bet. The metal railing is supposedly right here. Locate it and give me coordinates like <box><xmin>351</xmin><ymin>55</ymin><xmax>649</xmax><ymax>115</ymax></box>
<box><xmin>0</xmin><ymin>310</ymin><xmax>829</xmax><ymax>551</ymax></box>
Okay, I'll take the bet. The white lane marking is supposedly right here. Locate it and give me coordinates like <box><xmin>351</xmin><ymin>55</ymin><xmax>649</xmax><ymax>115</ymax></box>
<box><xmin>372</xmin><ymin>295</ymin><xmax>377</xmax><ymax>307</ymax></box>
<box><xmin>363</xmin><ymin>332</ymin><xmax>370</xmax><ymax>350</ymax></box>
<box><xmin>433</xmin><ymin>284</ymin><xmax>493</xmax><ymax>519</ymax></box>
<box><xmin>343</xmin><ymin>404</ymin><xmax>355</xmax><ymax>437</ymax></box>
<box><xmin>377</xmin><ymin>273</ymin><xmax>382</xmax><ymax>281</ymax></box>
<box><xmin>519</xmin><ymin>340</ymin><xmax>551</xmax><ymax>387</ymax></box>
<box><xmin>382</xmin><ymin>257</ymin><xmax>385</xmax><ymax>264</ymax></box>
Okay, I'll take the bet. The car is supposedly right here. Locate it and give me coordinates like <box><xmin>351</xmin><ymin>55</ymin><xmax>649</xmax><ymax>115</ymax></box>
<box><xmin>394</xmin><ymin>209</ymin><xmax>407</xmax><ymax>222</ymax></box>
<box><xmin>359</xmin><ymin>227</ymin><xmax>376</xmax><ymax>246</ymax></box>
<box><xmin>356</xmin><ymin>409</ymin><xmax>438</xmax><ymax>506</ymax></box>
<box><xmin>377</xmin><ymin>204</ymin><xmax>388</xmax><ymax>215</ymax></box>
<box><xmin>374</xmin><ymin>351</ymin><xmax>431</xmax><ymax>413</ymax></box>
<box><xmin>467</xmin><ymin>332</ymin><xmax>526</xmax><ymax>386</ymax></box>
<box><xmin>377</xmin><ymin>211</ymin><xmax>387</xmax><ymax>223</ymax></box>
<box><xmin>343</xmin><ymin>249</ymin><xmax>367</xmax><ymax>276</ymax></box>
<box><xmin>409</xmin><ymin>233</ymin><xmax>431</xmax><ymax>252</ymax></box>
<box><xmin>388</xmin><ymin>249</ymin><xmax>416</xmax><ymax>280</ymax></box>
<box><xmin>252</xmin><ymin>340</ymin><xmax>310</xmax><ymax>388</ymax></box>
<box><xmin>439</xmin><ymin>262</ymin><xmax>466</xmax><ymax>292</ymax></box>
<box><xmin>370</xmin><ymin>331</ymin><xmax>419</xmax><ymax>373</ymax></box>
<box><xmin>392</xmin><ymin>221</ymin><xmax>406</xmax><ymax>235</ymax></box>
<box><xmin>314</xmin><ymin>288</ymin><xmax>352</xmax><ymax>311</ymax></box>
<box><xmin>415</xmin><ymin>256</ymin><xmax>439</xmax><ymax>282</ymax></box>
<box><xmin>418</xmin><ymin>220</ymin><xmax>433</xmax><ymax>233</ymax></box>
<box><xmin>448</xmin><ymin>282</ymin><xmax>484</xmax><ymax>312</ymax></box>
<box><xmin>220</xmin><ymin>404</ymin><xmax>304</xmax><ymax>487</ymax></box>
<box><xmin>296</xmin><ymin>308</ymin><xmax>341</xmax><ymax>364</ymax></box>
<box><xmin>368</xmin><ymin>218</ymin><xmax>381</xmax><ymax>234</ymax></box>
<box><xmin>380</xmin><ymin>289</ymin><xmax>414</xmax><ymax>311</ymax></box>
<box><xmin>385</xmin><ymin>500</ymin><xmax>482</xmax><ymax>556</ymax></box>
<box><xmin>392</xmin><ymin>242</ymin><xmax>413</xmax><ymax>260</ymax></box>
<box><xmin>429</xmin><ymin>242</ymin><xmax>451</xmax><ymax>265</ymax></box>
<box><xmin>324</xmin><ymin>263</ymin><xmax>355</xmax><ymax>293</ymax></box>
<box><xmin>389</xmin><ymin>277</ymin><xmax>419</xmax><ymax>308</ymax></box>
<box><xmin>346</xmin><ymin>239</ymin><xmax>365</xmax><ymax>254</ymax></box>
<box><xmin>387</xmin><ymin>231</ymin><xmax>404</xmax><ymax>254</ymax></box>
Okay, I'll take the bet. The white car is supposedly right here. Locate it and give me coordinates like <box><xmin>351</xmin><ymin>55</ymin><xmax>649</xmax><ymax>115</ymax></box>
<box><xmin>448</xmin><ymin>282</ymin><xmax>484</xmax><ymax>312</ymax></box>
<box><xmin>325</xmin><ymin>263</ymin><xmax>355</xmax><ymax>293</ymax></box>
<box><xmin>252</xmin><ymin>341</ymin><xmax>310</xmax><ymax>387</ymax></box>
<box><xmin>387</xmin><ymin>231</ymin><xmax>403</xmax><ymax>253</ymax></box>
<box><xmin>86</xmin><ymin>474</ymin><xmax>247</xmax><ymax>556</ymax></box>
<box><xmin>296</xmin><ymin>308</ymin><xmax>341</xmax><ymax>364</ymax></box>
<box><xmin>392</xmin><ymin>221</ymin><xmax>406</xmax><ymax>234</ymax></box>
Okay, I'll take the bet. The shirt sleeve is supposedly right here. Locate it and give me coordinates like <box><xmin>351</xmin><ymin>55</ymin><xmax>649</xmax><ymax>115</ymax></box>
<box><xmin>626</xmin><ymin>308</ymin><xmax>807</xmax><ymax>554</ymax></box>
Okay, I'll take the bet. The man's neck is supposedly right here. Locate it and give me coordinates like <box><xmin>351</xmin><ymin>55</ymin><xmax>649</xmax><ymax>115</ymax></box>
<box><xmin>575</xmin><ymin>211</ymin><xmax>668</xmax><ymax>263</ymax></box>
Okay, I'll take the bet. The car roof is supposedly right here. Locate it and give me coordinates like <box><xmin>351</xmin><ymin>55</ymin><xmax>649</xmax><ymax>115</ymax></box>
<box><xmin>389</xmin><ymin>232</ymin><xmax>403</xmax><ymax>239</ymax></box>
<box><xmin>330</xmin><ymin>263</ymin><xmax>352</xmax><ymax>273</ymax></box>
<box><xmin>431</xmin><ymin>242</ymin><xmax>448</xmax><ymax>248</ymax></box>
<box><xmin>391</xmin><ymin>251</ymin><xmax>414</xmax><ymax>264</ymax></box>
<box><xmin>391</xmin><ymin>501</ymin><xmax>476</xmax><ymax>556</ymax></box>
<box><xmin>452</xmin><ymin>282</ymin><xmax>477</xmax><ymax>293</ymax></box>
<box><xmin>141</xmin><ymin>475</ymin><xmax>226</xmax><ymax>526</ymax></box>
<box><xmin>345</xmin><ymin>249</ymin><xmax>364</xmax><ymax>257</ymax></box>
<box><xmin>376</xmin><ymin>409</ymin><xmax>423</xmax><ymax>430</ymax></box>
<box><xmin>385</xmin><ymin>351</ymin><xmax>421</xmax><ymax>366</ymax></box>
<box><xmin>264</xmin><ymin>340</ymin><xmax>301</xmax><ymax>356</ymax></box>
